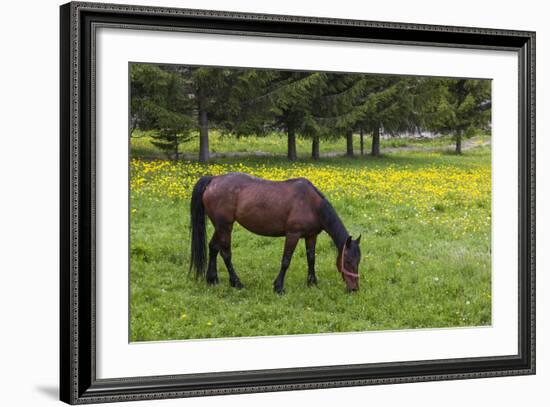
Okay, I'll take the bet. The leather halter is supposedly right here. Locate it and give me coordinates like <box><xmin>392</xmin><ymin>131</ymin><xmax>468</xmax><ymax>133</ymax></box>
<box><xmin>340</xmin><ymin>245</ymin><xmax>359</xmax><ymax>279</ymax></box>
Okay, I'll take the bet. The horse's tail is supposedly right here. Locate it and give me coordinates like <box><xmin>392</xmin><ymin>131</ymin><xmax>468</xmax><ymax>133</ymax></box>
<box><xmin>189</xmin><ymin>175</ymin><xmax>213</xmax><ymax>278</ymax></box>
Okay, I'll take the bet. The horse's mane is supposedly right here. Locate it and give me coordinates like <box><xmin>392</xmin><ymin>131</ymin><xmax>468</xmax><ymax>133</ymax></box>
<box><xmin>309</xmin><ymin>182</ymin><xmax>350</xmax><ymax>250</ymax></box>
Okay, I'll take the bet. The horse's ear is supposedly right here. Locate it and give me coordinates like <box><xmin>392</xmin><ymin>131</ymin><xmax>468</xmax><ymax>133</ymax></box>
<box><xmin>345</xmin><ymin>236</ymin><xmax>352</xmax><ymax>248</ymax></box>
<box><xmin>356</xmin><ymin>234</ymin><xmax>361</xmax><ymax>244</ymax></box>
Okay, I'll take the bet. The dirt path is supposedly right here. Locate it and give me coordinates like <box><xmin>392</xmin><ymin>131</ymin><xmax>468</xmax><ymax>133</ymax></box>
<box><xmin>382</xmin><ymin>139</ymin><xmax>490</xmax><ymax>154</ymax></box>
<box><xmin>174</xmin><ymin>139</ymin><xmax>491</xmax><ymax>160</ymax></box>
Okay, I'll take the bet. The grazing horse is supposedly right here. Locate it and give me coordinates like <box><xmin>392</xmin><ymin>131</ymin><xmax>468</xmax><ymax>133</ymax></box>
<box><xmin>189</xmin><ymin>172</ymin><xmax>361</xmax><ymax>293</ymax></box>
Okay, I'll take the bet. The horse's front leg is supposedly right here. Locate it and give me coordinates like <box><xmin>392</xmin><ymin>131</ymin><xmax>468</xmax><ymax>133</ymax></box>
<box><xmin>305</xmin><ymin>235</ymin><xmax>318</xmax><ymax>287</ymax></box>
<box><xmin>273</xmin><ymin>233</ymin><xmax>300</xmax><ymax>295</ymax></box>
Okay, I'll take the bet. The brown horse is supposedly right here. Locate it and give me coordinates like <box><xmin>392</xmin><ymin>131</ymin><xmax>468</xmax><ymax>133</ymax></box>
<box><xmin>189</xmin><ymin>172</ymin><xmax>361</xmax><ymax>293</ymax></box>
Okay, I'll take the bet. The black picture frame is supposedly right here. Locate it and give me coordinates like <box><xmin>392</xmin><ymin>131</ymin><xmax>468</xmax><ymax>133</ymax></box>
<box><xmin>60</xmin><ymin>1</ymin><xmax>536</xmax><ymax>404</ymax></box>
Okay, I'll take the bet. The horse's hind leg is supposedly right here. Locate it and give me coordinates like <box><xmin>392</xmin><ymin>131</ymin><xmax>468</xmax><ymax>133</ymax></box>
<box><xmin>273</xmin><ymin>233</ymin><xmax>300</xmax><ymax>295</ymax></box>
<box><xmin>217</xmin><ymin>223</ymin><xmax>244</xmax><ymax>289</ymax></box>
<box><xmin>305</xmin><ymin>235</ymin><xmax>318</xmax><ymax>287</ymax></box>
<box><xmin>206</xmin><ymin>233</ymin><xmax>220</xmax><ymax>285</ymax></box>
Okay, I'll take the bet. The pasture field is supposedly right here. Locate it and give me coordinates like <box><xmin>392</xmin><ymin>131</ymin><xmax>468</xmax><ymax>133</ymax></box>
<box><xmin>129</xmin><ymin>141</ymin><xmax>491</xmax><ymax>341</ymax></box>
<box><xmin>130</xmin><ymin>129</ymin><xmax>490</xmax><ymax>158</ymax></box>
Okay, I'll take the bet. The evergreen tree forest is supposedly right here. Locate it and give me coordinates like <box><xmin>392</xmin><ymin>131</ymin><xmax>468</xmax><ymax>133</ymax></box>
<box><xmin>130</xmin><ymin>63</ymin><xmax>491</xmax><ymax>161</ymax></box>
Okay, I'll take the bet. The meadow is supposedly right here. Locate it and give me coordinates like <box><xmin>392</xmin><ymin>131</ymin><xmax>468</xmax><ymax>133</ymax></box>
<box><xmin>130</xmin><ymin>130</ymin><xmax>490</xmax><ymax>158</ymax></box>
<box><xmin>129</xmin><ymin>137</ymin><xmax>491</xmax><ymax>342</ymax></box>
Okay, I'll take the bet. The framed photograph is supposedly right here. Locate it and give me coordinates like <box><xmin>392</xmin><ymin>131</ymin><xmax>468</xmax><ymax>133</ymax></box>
<box><xmin>60</xmin><ymin>1</ymin><xmax>535</xmax><ymax>404</ymax></box>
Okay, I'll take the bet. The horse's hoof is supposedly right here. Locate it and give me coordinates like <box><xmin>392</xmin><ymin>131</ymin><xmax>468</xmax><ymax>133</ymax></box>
<box><xmin>231</xmin><ymin>280</ymin><xmax>244</xmax><ymax>289</ymax></box>
<box><xmin>273</xmin><ymin>285</ymin><xmax>285</xmax><ymax>295</ymax></box>
<box><xmin>206</xmin><ymin>276</ymin><xmax>219</xmax><ymax>285</ymax></box>
<box><xmin>307</xmin><ymin>277</ymin><xmax>318</xmax><ymax>287</ymax></box>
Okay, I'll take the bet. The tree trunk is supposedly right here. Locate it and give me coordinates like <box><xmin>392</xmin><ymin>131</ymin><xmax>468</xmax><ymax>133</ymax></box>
<box><xmin>174</xmin><ymin>134</ymin><xmax>179</xmax><ymax>161</ymax></box>
<box><xmin>198</xmin><ymin>92</ymin><xmax>209</xmax><ymax>163</ymax></box>
<box><xmin>311</xmin><ymin>135</ymin><xmax>320</xmax><ymax>160</ymax></box>
<box><xmin>360</xmin><ymin>129</ymin><xmax>364</xmax><ymax>156</ymax></box>
<box><xmin>455</xmin><ymin>133</ymin><xmax>462</xmax><ymax>154</ymax></box>
<box><xmin>287</xmin><ymin>126</ymin><xmax>297</xmax><ymax>161</ymax></box>
<box><xmin>346</xmin><ymin>131</ymin><xmax>354</xmax><ymax>157</ymax></box>
<box><xmin>371</xmin><ymin>126</ymin><xmax>381</xmax><ymax>157</ymax></box>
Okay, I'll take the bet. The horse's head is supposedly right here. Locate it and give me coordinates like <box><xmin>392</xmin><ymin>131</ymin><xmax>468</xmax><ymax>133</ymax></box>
<box><xmin>337</xmin><ymin>235</ymin><xmax>361</xmax><ymax>292</ymax></box>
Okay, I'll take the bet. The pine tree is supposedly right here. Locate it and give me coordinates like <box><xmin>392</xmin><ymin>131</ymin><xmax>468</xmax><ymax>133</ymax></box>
<box><xmin>302</xmin><ymin>72</ymin><xmax>362</xmax><ymax>159</ymax></box>
<box><xmin>132</xmin><ymin>65</ymin><xmax>284</xmax><ymax>162</ymax></box>
<box><xmin>162</xmin><ymin>66</ymin><xmax>251</xmax><ymax>163</ymax></box>
<box><xmin>130</xmin><ymin>64</ymin><xmax>194</xmax><ymax>160</ymax></box>
<box><xmin>330</xmin><ymin>75</ymin><xmax>420</xmax><ymax>157</ymax></box>
<box><xmin>214</xmin><ymin>68</ymin><xmax>278</xmax><ymax>140</ymax></box>
<box><xmin>315</xmin><ymin>73</ymin><xmax>362</xmax><ymax>158</ymax></box>
<box><xmin>259</xmin><ymin>71</ymin><xmax>327</xmax><ymax>161</ymax></box>
<box><xmin>424</xmin><ymin>78</ymin><xmax>491</xmax><ymax>154</ymax></box>
<box><xmin>364</xmin><ymin>76</ymin><xmax>420</xmax><ymax>157</ymax></box>
<box><xmin>190</xmin><ymin>67</ymin><xmax>231</xmax><ymax>162</ymax></box>
<box><xmin>308</xmin><ymin>73</ymin><xmax>418</xmax><ymax>158</ymax></box>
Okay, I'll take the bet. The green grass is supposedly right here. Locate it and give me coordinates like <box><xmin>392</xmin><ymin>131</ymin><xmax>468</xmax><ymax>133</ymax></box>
<box><xmin>130</xmin><ymin>129</ymin><xmax>490</xmax><ymax>159</ymax></box>
<box><xmin>130</xmin><ymin>146</ymin><xmax>492</xmax><ymax>341</ymax></box>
